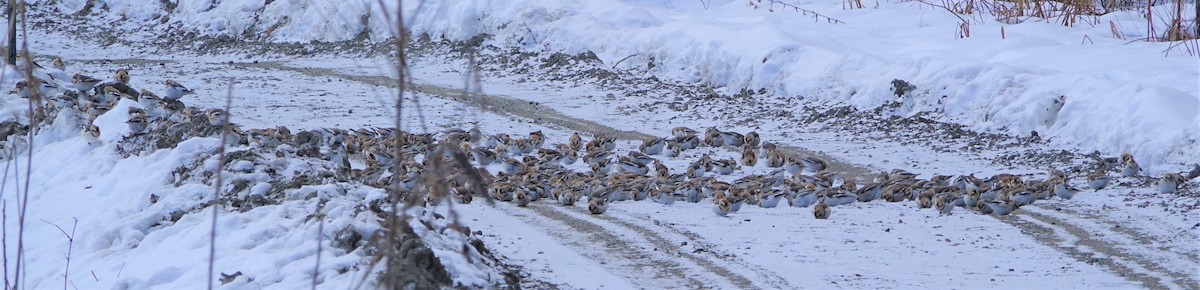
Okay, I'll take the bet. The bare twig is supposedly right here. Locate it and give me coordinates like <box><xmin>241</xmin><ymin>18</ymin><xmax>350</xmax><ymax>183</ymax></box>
<box><xmin>311</xmin><ymin>200</ymin><xmax>324</xmax><ymax>290</ymax></box>
<box><xmin>208</xmin><ymin>78</ymin><xmax>235</xmax><ymax>290</ymax></box>
<box><xmin>41</xmin><ymin>218</ymin><xmax>77</xmax><ymax>290</ymax></box>
<box><xmin>760</xmin><ymin>0</ymin><xmax>846</xmax><ymax>24</ymax></box>
<box><xmin>14</xmin><ymin>2</ymin><xmax>38</xmax><ymax>288</ymax></box>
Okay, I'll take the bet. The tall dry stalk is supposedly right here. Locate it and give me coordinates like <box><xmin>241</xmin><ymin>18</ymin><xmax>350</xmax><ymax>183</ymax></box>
<box><xmin>207</xmin><ymin>78</ymin><xmax>236</xmax><ymax>290</ymax></box>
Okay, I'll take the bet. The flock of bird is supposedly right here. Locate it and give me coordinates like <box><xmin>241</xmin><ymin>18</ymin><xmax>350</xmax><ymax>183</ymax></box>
<box><xmin>8</xmin><ymin>57</ymin><xmax>1200</xmax><ymax>221</ymax></box>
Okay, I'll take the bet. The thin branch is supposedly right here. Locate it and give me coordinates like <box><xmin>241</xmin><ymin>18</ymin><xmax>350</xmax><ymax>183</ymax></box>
<box><xmin>40</xmin><ymin>218</ymin><xmax>77</xmax><ymax>290</ymax></box>
<box><xmin>208</xmin><ymin>78</ymin><xmax>236</xmax><ymax>290</ymax></box>
<box><xmin>762</xmin><ymin>0</ymin><xmax>846</xmax><ymax>24</ymax></box>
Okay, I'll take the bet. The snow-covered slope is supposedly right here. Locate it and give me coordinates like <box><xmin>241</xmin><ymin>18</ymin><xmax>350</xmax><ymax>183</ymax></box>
<box><xmin>0</xmin><ymin>64</ymin><xmax>510</xmax><ymax>288</ymax></box>
<box><xmin>38</xmin><ymin>0</ymin><xmax>1200</xmax><ymax>173</ymax></box>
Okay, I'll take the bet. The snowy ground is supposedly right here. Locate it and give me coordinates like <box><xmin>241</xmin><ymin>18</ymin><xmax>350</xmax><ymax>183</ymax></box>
<box><xmin>1</xmin><ymin>0</ymin><xmax>1198</xmax><ymax>289</ymax></box>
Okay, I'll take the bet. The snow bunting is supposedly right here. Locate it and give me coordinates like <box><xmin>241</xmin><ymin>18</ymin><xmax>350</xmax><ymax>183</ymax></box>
<box><xmin>71</xmin><ymin>73</ymin><xmax>103</xmax><ymax>93</ymax></box>
<box><xmin>720</xmin><ymin>131</ymin><xmax>744</xmax><ymax>147</ymax></box>
<box><xmin>588</xmin><ymin>197</ymin><xmax>608</xmax><ymax>214</ymax></box>
<box><xmin>627</xmin><ymin>151</ymin><xmax>656</xmax><ymax>165</ymax></box>
<box><xmin>15</xmin><ymin>78</ymin><xmax>55</xmax><ymax>99</ymax></box>
<box><xmin>653</xmin><ymin>160</ymin><xmax>669</xmax><ymax>178</ymax></box>
<box><xmin>1120</xmin><ymin>153</ymin><xmax>1140</xmax><ymax>177</ymax></box>
<box><xmin>713</xmin><ymin>197</ymin><xmax>732</xmax><ymax>217</ymax></box>
<box><xmin>984</xmin><ymin>200</ymin><xmax>1017</xmax><ymax>216</ymax></box>
<box><xmin>470</xmin><ymin>147</ymin><xmax>498</xmax><ymax>165</ymax></box>
<box><xmin>640</xmin><ymin>137</ymin><xmax>665</xmax><ymax>155</ymax></box>
<box><xmin>703</xmin><ymin>127</ymin><xmax>724</xmax><ymax>147</ymax></box>
<box><xmin>758</xmin><ymin>189</ymin><xmax>785</xmax><ymax>208</ymax></box>
<box><xmin>163</xmin><ymin>79</ymin><xmax>195</xmax><ymax>100</ymax></box>
<box><xmin>800</xmin><ymin>157</ymin><xmax>828</xmax><ymax>173</ymax></box>
<box><xmin>664</xmin><ymin>141</ymin><xmax>681</xmax><ymax>158</ymax></box>
<box><xmin>1157</xmin><ymin>173</ymin><xmax>1185</xmax><ymax>194</ymax></box>
<box><xmin>528</xmin><ymin>130</ymin><xmax>545</xmax><ymax>149</ymax></box>
<box><xmin>672</xmin><ymin>126</ymin><xmax>697</xmax><ymax>139</ymax></box>
<box><xmin>114</xmin><ymin>68</ymin><xmax>130</xmax><ymax>84</ymax></box>
<box><xmin>127</xmin><ymin>114</ymin><xmax>148</xmax><ymax>135</ymax></box>
<box><xmin>741</xmin><ymin>146</ymin><xmax>757</xmax><ymax>167</ymax></box>
<box><xmin>712</xmin><ymin>159</ymin><xmax>737</xmax><ymax>175</ymax></box>
<box><xmin>617</xmin><ymin>159</ymin><xmax>649</xmax><ymax>175</ymax></box>
<box><xmin>514</xmin><ymin>188</ymin><xmax>531</xmax><ymax>207</ymax></box>
<box><xmin>1086</xmin><ymin>170</ymin><xmax>1110</xmax><ymax>191</ymax></box>
<box><xmin>82</xmin><ymin>123</ymin><xmax>101</xmax><ymax>144</ymax></box>
<box><xmin>675</xmin><ymin>135</ymin><xmax>699</xmax><ymax>150</ymax></box>
<box><xmin>207</xmin><ymin>109</ymin><xmax>229</xmax><ymax>127</ymax></box>
<box><xmin>1054</xmin><ymin>182</ymin><xmax>1079</xmax><ymax>200</ymax></box>
<box><xmin>743</xmin><ymin>131</ymin><xmax>761</xmax><ymax>148</ymax></box>
<box><xmin>567</xmin><ymin>132</ymin><xmax>583</xmax><ymax>151</ymax></box>
<box><xmin>765</xmin><ymin>149</ymin><xmax>784</xmax><ymax>168</ymax></box>
<box><xmin>934</xmin><ymin>194</ymin><xmax>954</xmax><ymax>215</ymax></box>
<box><xmin>51</xmin><ymin>57</ymin><xmax>65</xmax><ymax>71</ymax></box>
<box><xmin>812</xmin><ymin>198</ymin><xmax>831</xmax><ymax>219</ymax></box>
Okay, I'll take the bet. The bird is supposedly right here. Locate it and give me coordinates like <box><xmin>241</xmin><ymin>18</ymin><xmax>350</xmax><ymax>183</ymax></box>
<box><xmin>470</xmin><ymin>147</ymin><xmax>497</xmax><ymax>165</ymax></box>
<box><xmin>138</xmin><ymin>89</ymin><xmax>162</xmax><ymax>114</ymax></box>
<box><xmin>588</xmin><ymin>197</ymin><xmax>608</xmax><ymax>214</ymax></box>
<box><xmin>741</xmin><ymin>146</ymin><xmax>758</xmax><ymax>167</ymax></box>
<box><xmin>127</xmin><ymin>115</ymin><xmax>148</xmax><ymax>135</ymax></box>
<box><xmin>1120</xmin><ymin>153</ymin><xmax>1140</xmax><ymax>177</ymax></box>
<box><xmin>81</xmin><ymin>123</ymin><xmax>101</xmax><ymax>144</ymax></box>
<box><xmin>799</xmin><ymin>157</ymin><xmax>828</xmax><ymax>173</ymax></box>
<box><xmin>713</xmin><ymin>197</ymin><xmax>731</xmax><ymax>217</ymax></box>
<box><xmin>114</xmin><ymin>68</ymin><xmax>131</xmax><ymax>84</ymax></box>
<box><xmin>703</xmin><ymin>127</ymin><xmax>724</xmax><ymax>147</ymax></box>
<box><xmin>712</xmin><ymin>159</ymin><xmax>737</xmax><ymax>175</ymax></box>
<box><xmin>934</xmin><ymin>194</ymin><xmax>954</xmax><ymax>215</ymax></box>
<box><xmin>758</xmin><ymin>189</ymin><xmax>785</xmax><ymax>208</ymax></box>
<box><xmin>72</xmin><ymin>73</ymin><xmax>103</xmax><ymax>93</ymax></box>
<box><xmin>1087</xmin><ymin>170</ymin><xmax>1110</xmax><ymax>191</ymax></box>
<box><xmin>1054</xmin><ymin>182</ymin><xmax>1079</xmax><ymax>200</ymax></box>
<box><xmin>567</xmin><ymin>132</ymin><xmax>583</xmax><ymax>151</ymax></box>
<box><xmin>207</xmin><ymin>109</ymin><xmax>229</xmax><ymax>127</ymax></box>
<box><xmin>640</xmin><ymin>137</ymin><xmax>665</xmax><ymax>155</ymax></box>
<box><xmin>1157</xmin><ymin>173</ymin><xmax>1185</xmax><ymax>194</ymax></box>
<box><xmin>163</xmin><ymin>80</ymin><xmax>195</xmax><ymax>100</ymax></box>
<box><xmin>670</xmin><ymin>136</ymin><xmax>696</xmax><ymax>151</ymax></box>
<box><xmin>984</xmin><ymin>200</ymin><xmax>1017</xmax><ymax>216</ymax></box>
<box><xmin>514</xmin><ymin>189</ymin><xmax>531</xmax><ymax>207</ymax></box>
<box><xmin>672</xmin><ymin>126</ymin><xmax>697</xmax><ymax>138</ymax></box>
<box><xmin>719</xmin><ymin>131</ymin><xmax>745</xmax><ymax>147</ymax></box>
<box><xmin>51</xmin><ymin>57</ymin><xmax>65</xmax><ymax>71</ymax></box>
<box><xmin>617</xmin><ymin>159</ymin><xmax>649</xmax><ymax>175</ymax></box>
<box><xmin>15</xmin><ymin>78</ymin><xmax>56</xmax><ymax>99</ymax></box>
<box><xmin>743</xmin><ymin>131</ymin><xmax>761</xmax><ymax>148</ymax></box>
<box><xmin>813</xmin><ymin>198</ymin><xmax>831</xmax><ymax>219</ymax></box>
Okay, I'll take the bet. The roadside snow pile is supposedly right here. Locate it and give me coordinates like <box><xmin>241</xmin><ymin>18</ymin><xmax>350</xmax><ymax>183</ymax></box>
<box><xmin>37</xmin><ymin>0</ymin><xmax>1200</xmax><ymax>172</ymax></box>
<box><xmin>0</xmin><ymin>65</ymin><xmax>509</xmax><ymax>288</ymax></box>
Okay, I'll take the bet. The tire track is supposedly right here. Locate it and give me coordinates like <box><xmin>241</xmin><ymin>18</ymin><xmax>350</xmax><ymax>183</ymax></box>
<box><xmin>595</xmin><ymin>209</ymin><xmax>796</xmax><ymax>289</ymax></box>
<box><xmin>491</xmin><ymin>202</ymin><xmax>703</xmax><ymax>289</ymax></box>
<box><xmin>1013</xmin><ymin>206</ymin><xmax>1198</xmax><ymax>290</ymax></box>
<box><xmin>541</xmin><ymin>205</ymin><xmax>792</xmax><ymax>290</ymax></box>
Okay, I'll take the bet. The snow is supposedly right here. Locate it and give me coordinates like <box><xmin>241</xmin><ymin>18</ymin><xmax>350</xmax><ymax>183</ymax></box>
<box><xmin>28</xmin><ymin>0</ymin><xmax>1200</xmax><ymax>171</ymax></box>
<box><xmin>0</xmin><ymin>0</ymin><xmax>1198</xmax><ymax>289</ymax></box>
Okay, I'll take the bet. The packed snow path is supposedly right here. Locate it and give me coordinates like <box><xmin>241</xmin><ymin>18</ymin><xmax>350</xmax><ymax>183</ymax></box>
<box><xmin>42</xmin><ymin>54</ymin><xmax>1194</xmax><ymax>289</ymax></box>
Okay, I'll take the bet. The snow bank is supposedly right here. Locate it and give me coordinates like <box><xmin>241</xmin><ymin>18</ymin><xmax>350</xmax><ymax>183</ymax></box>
<box><xmin>40</xmin><ymin>0</ymin><xmax>1200</xmax><ymax>170</ymax></box>
<box><xmin>0</xmin><ymin>66</ymin><xmax>507</xmax><ymax>288</ymax></box>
